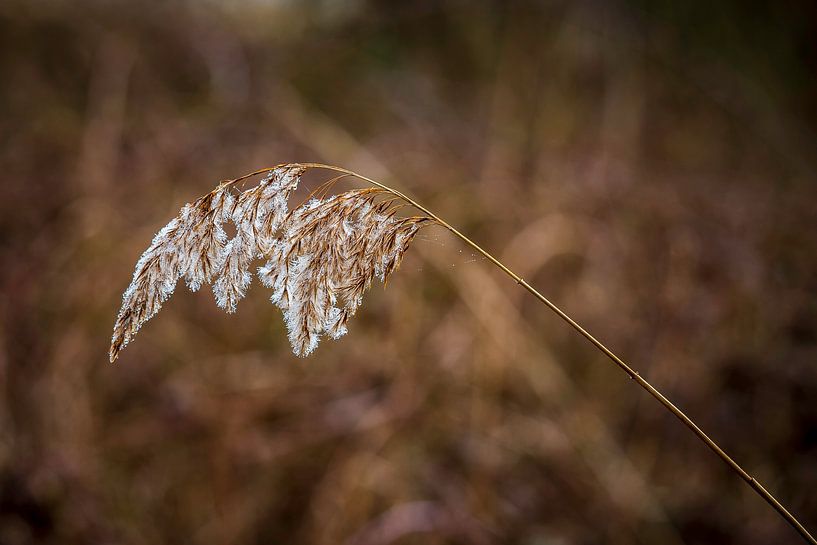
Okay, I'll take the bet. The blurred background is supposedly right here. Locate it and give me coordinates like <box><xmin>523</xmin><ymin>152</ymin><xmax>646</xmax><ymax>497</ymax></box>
<box><xmin>1</xmin><ymin>1</ymin><xmax>816</xmax><ymax>543</ymax></box>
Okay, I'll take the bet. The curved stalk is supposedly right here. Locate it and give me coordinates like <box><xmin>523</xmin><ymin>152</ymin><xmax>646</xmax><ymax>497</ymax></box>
<box><xmin>274</xmin><ymin>162</ymin><xmax>816</xmax><ymax>544</ymax></box>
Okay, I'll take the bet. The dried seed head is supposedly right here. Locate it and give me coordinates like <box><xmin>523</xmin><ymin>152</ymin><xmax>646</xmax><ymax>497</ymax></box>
<box><xmin>258</xmin><ymin>189</ymin><xmax>427</xmax><ymax>356</ymax></box>
<box><xmin>110</xmin><ymin>165</ymin><xmax>430</xmax><ymax>362</ymax></box>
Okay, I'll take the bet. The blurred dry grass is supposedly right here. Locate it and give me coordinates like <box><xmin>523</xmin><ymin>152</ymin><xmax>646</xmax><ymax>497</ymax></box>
<box><xmin>1</xmin><ymin>1</ymin><xmax>816</xmax><ymax>544</ymax></box>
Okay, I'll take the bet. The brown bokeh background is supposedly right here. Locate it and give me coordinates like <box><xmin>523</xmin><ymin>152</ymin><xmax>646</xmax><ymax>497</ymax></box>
<box><xmin>1</xmin><ymin>1</ymin><xmax>816</xmax><ymax>544</ymax></box>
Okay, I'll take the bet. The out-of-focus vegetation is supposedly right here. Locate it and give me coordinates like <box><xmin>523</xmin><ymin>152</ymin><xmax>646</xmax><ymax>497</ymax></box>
<box><xmin>1</xmin><ymin>1</ymin><xmax>816</xmax><ymax>543</ymax></box>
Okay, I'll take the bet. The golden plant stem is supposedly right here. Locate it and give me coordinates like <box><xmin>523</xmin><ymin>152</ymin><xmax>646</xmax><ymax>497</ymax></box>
<box><xmin>241</xmin><ymin>163</ymin><xmax>816</xmax><ymax>544</ymax></box>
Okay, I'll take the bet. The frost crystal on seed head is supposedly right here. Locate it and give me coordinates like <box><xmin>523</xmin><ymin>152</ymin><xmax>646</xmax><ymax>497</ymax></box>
<box><xmin>110</xmin><ymin>165</ymin><xmax>429</xmax><ymax>362</ymax></box>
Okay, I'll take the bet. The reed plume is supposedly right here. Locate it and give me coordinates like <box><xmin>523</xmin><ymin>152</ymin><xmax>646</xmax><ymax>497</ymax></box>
<box><xmin>110</xmin><ymin>164</ymin><xmax>429</xmax><ymax>362</ymax></box>
<box><xmin>110</xmin><ymin>163</ymin><xmax>816</xmax><ymax>545</ymax></box>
